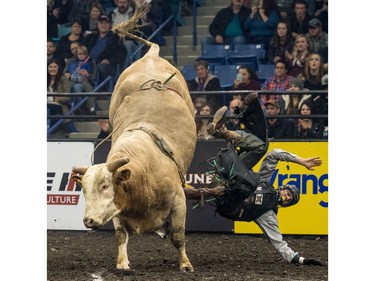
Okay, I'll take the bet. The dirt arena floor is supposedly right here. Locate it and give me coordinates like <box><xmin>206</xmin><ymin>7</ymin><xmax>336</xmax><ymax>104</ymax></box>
<box><xmin>47</xmin><ymin>230</ymin><xmax>328</xmax><ymax>281</ymax></box>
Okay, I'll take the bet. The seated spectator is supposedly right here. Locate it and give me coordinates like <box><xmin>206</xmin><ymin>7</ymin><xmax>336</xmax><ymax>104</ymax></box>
<box><xmin>47</xmin><ymin>38</ymin><xmax>65</xmax><ymax>69</ymax></box>
<box><xmin>192</xmin><ymin>95</ymin><xmax>208</xmax><ymax>114</ymax></box>
<box><xmin>47</xmin><ymin>58</ymin><xmax>76</xmax><ymax>134</ymax></box>
<box><xmin>301</xmin><ymin>52</ymin><xmax>326</xmax><ymax>91</ymax></box>
<box><xmin>279</xmin><ymin>78</ymin><xmax>311</xmax><ymax>115</ymax></box>
<box><xmin>97</xmin><ymin>119</ymin><xmax>111</xmax><ymax>139</ymax></box>
<box><xmin>56</xmin><ymin>17</ymin><xmax>86</xmax><ymax>63</ymax></box>
<box><xmin>310</xmin><ymin>0</ymin><xmax>328</xmax><ymax>33</ymax></box>
<box><xmin>267</xmin><ymin>19</ymin><xmax>294</xmax><ymax>64</ymax></box>
<box><xmin>64</xmin><ymin>45</ymin><xmax>97</xmax><ymax>114</ymax></box>
<box><xmin>260</xmin><ymin>60</ymin><xmax>293</xmax><ymax>106</ymax></box>
<box><xmin>289</xmin><ymin>0</ymin><xmax>312</xmax><ymax>38</ymax></box>
<box><xmin>195</xmin><ymin>103</ymin><xmax>215</xmax><ymax>140</ymax></box>
<box><xmin>188</xmin><ymin>60</ymin><xmax>222</xmax><ymax>111</ymax></box>
<box><xmin>285</xmin><ymin>34</ymin><xmax>311</xmax><ymax>77</ymax></box>
<box><xmin>226</xmin><ymin>98</ymin><xmax>246</xmax><ymax>131</ymax></box>
<box><xmin>83</xmin><ymin>2</ymin><xmax>105</xmax><ymax>34</ymax></box>
<box><xmin>244</xmin><ymin>0</ymin><xmax>280</xmax><ymax>52</ymax></box>
<box><xmin>275</xmin><ymin>0</ymin><xmax>294</xmax><ymax>19</ymax></box>
<box><xmin>68</xmin><ymin>0</ymin><xmax>97</xmax><ymax>23</ymax></box>
<box><xmin>264</xmin><ymin>99</ymin><xmax>294</xmax><ymax>139</ymax></box>
<box><xmin>110</xmin><ymin>0</ymin><xmax>140</xmax><ymax>70</ymax></box>
<box><xmin>232</xmin><ymin>65</ymin><xmax>261</xmax><ymax>100</ymax></box>
<box><xmin>47</xmin><ymin>3</ymin><xmax>60</xmax><ymax>38</ymax></box>
<box><xmin>305</xmin><ymin>18</ymin><xmax>328</xmax><ymax>63</ymax></box>
<box><xmin>52</xmin><ymin>0</ymin><xmax>73</xmax><ymax>25</ymax></box>
<box><xmin>83</xmin><ymin>15</ymin><xmax>127</xmax><ymax>90</ymax></box>
<box><xmin>294</xmin><ymin>100</ymin><xmax>325</xmax><ymax>139</ymax></box>
<box><xmin>201</xmin><ymin>0</ymin><xmax>250</xmax><ymax>46</ymax></box>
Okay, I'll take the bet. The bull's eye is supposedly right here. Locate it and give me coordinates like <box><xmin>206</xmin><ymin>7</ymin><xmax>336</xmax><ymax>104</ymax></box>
<box><xmin>102</xmin><ymin>185</ymin><xmax>109</xmax><ymax>191</ymax></box>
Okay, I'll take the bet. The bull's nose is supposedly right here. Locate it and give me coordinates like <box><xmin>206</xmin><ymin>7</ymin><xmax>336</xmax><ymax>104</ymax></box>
<box><xmin>83</xmin><ymin>217</ymin><xmax>102</xmax><ymax>230</ymax></box>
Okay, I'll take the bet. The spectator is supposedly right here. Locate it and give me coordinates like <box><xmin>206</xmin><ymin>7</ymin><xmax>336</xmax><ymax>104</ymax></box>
<box><xmin>244</xmin><ymin>0</ymin><xmax>280</xmax><ymax>52</ymax></box>
<box><xmin>267</xmin><ymin>19</ymin><xmax>294</xmax><ymax>64</ymax></box>
<box><xmin>68</xmin><ymin>0</ymin><xmax>98</xmax><ymax>23</ymax></box>
<box><xmin>195</xmin><ymin>103</ymin><xmax>215</xmax><ymax>140</ymax></box>
<box><xmin>264</xmin><ymin>99</ymin><xmax>294</xmax><ymax>139</ymax></box>
<box><xmin>47</xmin><ymin>39</ymin><xmax>65</xmax><ymax>69</ymax></box>
<box><xmin>47</xmin><ymin>58</ymin><xmax>76</xmax><ymax>134</ymax></box>
<box><xmin>192</xmin><ymin>96</ymin><xmax>208</xmax><ymax>115</ymax></box>
<box><xmin>97</xmin><ymin>119</ymin><xmax>111</xmax><ymax>139</ymax></box>
<box><xmin>260</xmin><ymin>60</ymin><xmax>293</xmax><ymax>106</ymax></box>
<box><xmin>84</xmin><ymin>2</ymin><xmax>105</xmax><ymax>34</ymax></box>
<box><xmin>275</xmin><ymin>0</ymin><xmax>294</xmax><ymax>19</ymax></box>
<box><xmin>294</xmin><ymin>100</ymin><xmax>325</xmax><ymax>139</ymax></box>
<box><xmin>226</xmin><ymin>98</ymin><xmax>246</xmax><ymax>131</ymax></box>
<box><xmin>279</xmin><ymin>78</ymin><xmax>311</xmax><ymax>115</ymax></box>
<box><xmin>289</xmin><ymin>0</ymin><xmax>312</xmax><ymax>38</ymax></box>
<box><xmin>232</xmin><ymin>65</ymin><xmax>261</xmax><ymax>100</ymax></box>
<box><xmin>110</xmin><ymin>0</ymin><xmax>139</xmax><ymax>69</ymax></box>
<box><xmin>305</xmin><ymin>18</ymin><xmax>328</xmax><ymax>63</ymax></box>
<box><xmin>64</xmin><ymin>45</ymin><xmax>97</xmax><ymax>114</ymax></box>
<box><xmin>188</xmin><ymin>60</ymin><xmax>222</xmax><ymax>111</ymax></box>
<box><xmin>83</xmin><ymin>15</ymin><xmax>127</xmax><ymax>89</ymax></box>
<box><xmin>47</xmin><ymin>4</ymin><xmax>61</xmax><ymax>38</ymax></box>
<box><xmin>285</xmin><ymin>34</ymin><xmax>311</xmax><ymax>77</ymax></box>
<box><xmin>201</xmin><ymin>0</ymin><xmax>250</xmax><ymax>46</ymax></box>
<box><xmin>56</xmin><ymin>18</ymin><xmax>85</xmax><ymax>63</ymax></box>
<box><xmin>315</xmin><ymin>0</ymin><xmax>328</xmax><ymax>34</ymax></box>
<box><xmin>52</xmin><ymin>0</ymin><xmax>73</xmax><ymax>25</ymax></box>
<box><xmin>302</xmin><ymin>52</ymin><xmax>326</xmax><ymax>91</ymax></box>
<box><xmin>309</xmin><ymin>73</ymin><xmax>328</xmax><ymax>116</ymax></box>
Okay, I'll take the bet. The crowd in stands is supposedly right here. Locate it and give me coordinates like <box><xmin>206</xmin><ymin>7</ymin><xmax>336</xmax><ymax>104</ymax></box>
<box><xmin>186</xmin><ymin>0</ymin><xmax>328</xmax><ymax>141</ymax></box>
<box><xmin>47</xmin><ymin>0</ymin><xmax>328</xmax><ymax>140</ymax></box>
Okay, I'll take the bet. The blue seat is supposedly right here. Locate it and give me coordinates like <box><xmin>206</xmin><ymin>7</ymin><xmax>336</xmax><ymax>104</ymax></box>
<box><xmin>181</xmin><ymin>64</ymin><xmax>196</xmax><ymax>81</ymax></box>
<box><xmin>257</xmin><ymin>63</ymin><xmax>275</xmax><ymax>82</ymax></box>
<box><xmin>58</xmin><ymin>24</ymin><xmax>71</xmax><ymax>38</ymax></box>
<box><xmin>197</xmin><ymin>44</ymin><xmax>231</xmax><ymax>65</ymax></box>
<box><xmin>228</xmin><ymin>44</ymin><xmax>266</xmax><ymax>70</ymax></box>
<box><xmin>213</xmin><ymin>64</ymin><xmax>238</xmax><ymax>90</ymax></box>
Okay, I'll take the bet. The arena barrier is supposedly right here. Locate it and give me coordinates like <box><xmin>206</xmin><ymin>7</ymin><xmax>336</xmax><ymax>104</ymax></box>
<box><xmin>47</xmin><ymin>139</ymin><xmax>328</xmax><ymax>235</ymax></box>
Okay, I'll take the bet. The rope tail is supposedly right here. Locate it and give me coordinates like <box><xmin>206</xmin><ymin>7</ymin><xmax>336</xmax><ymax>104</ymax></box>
<box><xmin>111</xmin><ymin>1</ymin><xmax>154</xmax><ymax>47</ymax></box>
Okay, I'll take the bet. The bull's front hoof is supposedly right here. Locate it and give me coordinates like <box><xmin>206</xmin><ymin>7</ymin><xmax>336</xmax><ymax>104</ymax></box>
<box><xmin>179</xmin><ymin>262</ymin><xmax>194</xmax><ymax>272</ymax></box>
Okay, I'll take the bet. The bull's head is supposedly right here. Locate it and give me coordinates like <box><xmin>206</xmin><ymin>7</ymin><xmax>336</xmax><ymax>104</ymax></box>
<box><xmin>72</xmin><ymin>158</ymin><xmax>131</xmax><ymax>230</ymax></box>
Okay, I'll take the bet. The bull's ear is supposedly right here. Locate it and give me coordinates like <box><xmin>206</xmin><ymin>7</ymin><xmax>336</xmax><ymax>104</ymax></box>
<box><xmin>72</xmin><ymin>175</ymin><xmax>83</xmax><ymax>185</ymax></box>
<box><xmin>114</xmin><ymin>169</ymin><xmax>131</xmax><ymax>184</ymax></box>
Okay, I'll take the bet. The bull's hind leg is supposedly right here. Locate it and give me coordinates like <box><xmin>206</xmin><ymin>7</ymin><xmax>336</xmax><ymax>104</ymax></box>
<box><xmin>170</xmin><ymin>191</ymin><xmax>194</xmax><ymax>272</ymax></box>
<box><xmin>112</xmin><ymin>217</ymin><xmax>131</xmax><ymax>270</ymax></box>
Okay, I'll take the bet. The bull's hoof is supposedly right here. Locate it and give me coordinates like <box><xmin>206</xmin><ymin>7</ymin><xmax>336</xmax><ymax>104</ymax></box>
<box><xmin>179</xmin><ymin>262</ymin><xmax>194</xmax><ymax>272</ymax></box>
<box><xmin>116</xmin><ymin>263</ymin><xmax>131</xmax><ymax>271</ymax></box>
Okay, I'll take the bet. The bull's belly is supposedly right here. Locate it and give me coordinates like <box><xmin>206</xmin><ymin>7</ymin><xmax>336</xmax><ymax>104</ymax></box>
<box><xmin>120</xmin><ymin>210</ymin><xmax>170</xmax><ymax>235</ymax></box>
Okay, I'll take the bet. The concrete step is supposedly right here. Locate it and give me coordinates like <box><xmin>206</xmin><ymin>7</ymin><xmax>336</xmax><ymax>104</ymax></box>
<box><xmin>204</xmin><ymin>0</ymin><xmax>230</xmax><ymax>6</ymax></box>
<box><xmin>177</xmin><ymin>25</ymin><xmax>209</xmax><ymax>36</ymax></box>
<box><xmin>96</xmin><ymin>99</ymin><xmax>110</xmax><ymax>111</ymax></box>
<box><xmin>160</xmin><ymin>45</ymin><xmax>201</xmax><ymax>57</ymax></box>
<box><xmin>69</xmin><ymin>132</ymin><xmax>99</xmax><ymax>139</ymax></box>
<box><xmin>96</xmin><ymin>110</ymin><xmax>109</xmax><ymax>117</ymax></box>
<box><xmin>196</xmin><ymin>5</ymin><xmax>226</xmax><ymax>16</ymax></box>
<box><xmin>73</xmin><ymin>121</ymin><xmax>99</xmax><ymax>133</ymax></box>
<box><xmin>184</xmin><ymin>15</ymin><xmax>214</xmax><ymax>26</ymax></box>
<box><xmin>165</xmin><ymin>34</ymin><xmax>205</xmax><ymax>46</ymax></box>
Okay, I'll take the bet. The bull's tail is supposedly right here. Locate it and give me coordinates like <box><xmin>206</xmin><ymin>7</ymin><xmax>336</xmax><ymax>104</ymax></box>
<box><xmin>112</xmin><ymin>1</ymin><xmax>154</xmax><ymax>48</ymax></box>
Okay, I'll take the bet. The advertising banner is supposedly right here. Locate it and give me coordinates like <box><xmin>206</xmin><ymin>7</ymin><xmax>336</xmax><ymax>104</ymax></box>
<box><xmin>47</xmin><ymin>142</ymin><xmax>93</xmax><ymax>230</ymax></box>
<box><xmin>235</xmin><ymin>142</ymin><xmax>328</xmax><ymax>235</ymax></box>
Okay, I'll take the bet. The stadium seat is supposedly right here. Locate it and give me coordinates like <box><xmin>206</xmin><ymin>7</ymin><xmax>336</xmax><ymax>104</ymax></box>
<box><xmin>257</xmin><ymin>63</ymin><xmax>275</xmax><ymax>83</ymax></box>
<box><xmin>58</xmin><ymin>24</ymin><xmax>71</xmax><ymax>38</ymax></box>
<box><xmin>228</xmin><ymin>44</ymin><xmax>266</xmax><ymax>71</ymax></box>
<box><xmin>213</xmin><ymin>64</ymin><xmax>238</xmax><ymax>90</ymax></box>
<box><xmin>197</xmin><ymin>44</ymin><xmax>231</xmax><ymax>65</ymax></box>
<box><xmin>181</xmin><ymin>64</ymin><xmax>196</xmax><ymax>81</ymax></box>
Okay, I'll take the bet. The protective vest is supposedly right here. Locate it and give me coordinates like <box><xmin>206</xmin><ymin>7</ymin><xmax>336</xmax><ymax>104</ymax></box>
<box><xmin>216</xmin><ymin>182</ymin><xmax>278</xmax><ymax>222</ymax></box>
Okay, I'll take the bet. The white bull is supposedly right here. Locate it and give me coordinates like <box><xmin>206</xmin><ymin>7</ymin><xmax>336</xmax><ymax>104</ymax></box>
<box><xmin>72</xmin><ymin>40</ymin><xmax>196</xmax><ymax>272</ymax></box>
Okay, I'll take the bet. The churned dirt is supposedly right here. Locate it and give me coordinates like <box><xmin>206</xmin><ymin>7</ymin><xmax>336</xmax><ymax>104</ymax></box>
<box><xmin>47</xmin><ymin>230</ymin><xmax>328</xmax><ymax>281</ymax></box>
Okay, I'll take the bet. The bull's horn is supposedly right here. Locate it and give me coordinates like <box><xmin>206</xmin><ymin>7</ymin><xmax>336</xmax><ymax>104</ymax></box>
<box><xmin>72</xmin><ymin>166</ymin><xmax>89</xmax><ymax>175</ymax></box>
<box><xmin>106</xmin><ymin>158</ymin><xmax>130</xmax><ymax>173</ymax></box>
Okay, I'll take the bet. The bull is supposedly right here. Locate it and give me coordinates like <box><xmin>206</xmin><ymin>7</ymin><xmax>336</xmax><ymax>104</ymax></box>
<box><xmin>72</xmin><ymin>5</ymin><xmax>196</xmax><ymax>272</ymax></box>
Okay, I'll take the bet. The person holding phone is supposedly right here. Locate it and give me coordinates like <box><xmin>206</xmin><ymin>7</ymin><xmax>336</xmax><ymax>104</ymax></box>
<box><xmin>232</xmin><ymin>65</ymin><xmax>261</xmax><ymax>100</ymax></box>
